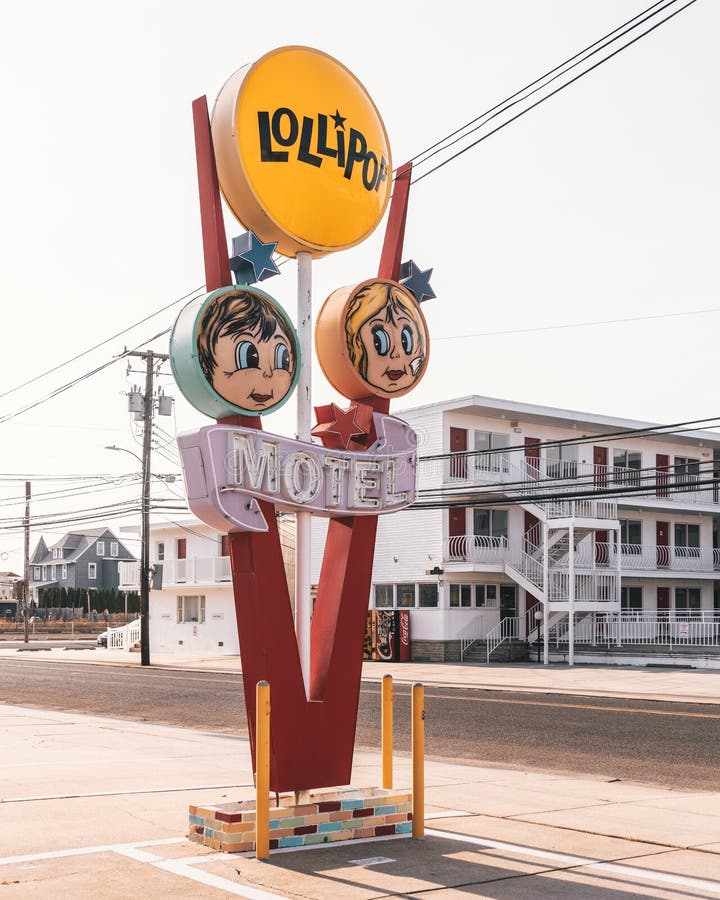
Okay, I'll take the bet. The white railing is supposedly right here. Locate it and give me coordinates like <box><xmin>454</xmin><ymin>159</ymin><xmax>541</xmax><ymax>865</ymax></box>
<box><xmin>445</xmin><ymin>535</ymin><xmax>509</xmax><ymax>564</ymax></box>
<box><xmin>505</xmin><ymin>541</ymin><xmax>544</xmax><ymax>591</ymax></box>
<box><xmin>159</xmin><ymin>556</ymin><xmax>233</xmax><ymax>586</ymax></box>
<box><xmin>457</xmin><ymin>613</ymin><xmax>488</xmax><ymax>661</ymax></box>
<box><xmin>107</xmin><ymin>617</ymin><xmax>141</xmax><ymax>650</ymax></box>
<box><xmin>589</xmin><ymin>543</ymin><xmax>720</xmax><ymax>573</ymax></box>
<box><xmin>541</xmin><ymin>499</ymin><xmax>618</xmax><ymax>520</ymax></box>
<box><xmin>547</xmin><ymin>571</ymin><xmax>618</xmax><ymax>602</ymax></box>
<box><xmin>550</xmin><ymin>612</ymin><xmax>720</xmax><ymax>647</ymax></box>
<box><xmin>485</xmin><ymin>616</ymin><xmax>525</xmax><ymax>662</ymax></box>
<box><xmin>418</xmin><ymin>450</ymin><xmax>720</xmax><ymax>509</ymax></box>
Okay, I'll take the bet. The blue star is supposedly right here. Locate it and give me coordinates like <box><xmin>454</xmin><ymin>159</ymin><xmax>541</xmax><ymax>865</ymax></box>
<box><xmin>331</xmin><ymin>109</ymin><xmax>346</xmax><ymax>130</ymax></box>
<box><xmin>399</xmin><ymin>259</ymin><xmax>436</xmax><ymax>304</ymax></box>
<box><xmin>229</xmin><ymin>231</ymin><xmax>280</xmax><ymax>285</ymax></box>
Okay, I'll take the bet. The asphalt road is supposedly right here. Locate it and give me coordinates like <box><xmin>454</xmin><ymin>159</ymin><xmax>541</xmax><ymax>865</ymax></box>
<box><xmin>1</xmin><ymin>656</ymin><xmax>718</xmax><ymax>791</ymax></box>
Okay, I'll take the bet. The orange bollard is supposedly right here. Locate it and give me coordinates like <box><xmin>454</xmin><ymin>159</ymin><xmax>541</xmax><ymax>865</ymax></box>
<box><xmin>255</xmin><ymin>680</ymin><xmax>270</xmax><ymax>859</ymax></box>
<box><xmin>412</xmin><ymin>682</ymin><xmax>424</xmax><ymax>838</ymax></box>
<box><xmin>382</xmin><ymin>674</ymin><xmax>393</xmax><ymax>789</ymax></box>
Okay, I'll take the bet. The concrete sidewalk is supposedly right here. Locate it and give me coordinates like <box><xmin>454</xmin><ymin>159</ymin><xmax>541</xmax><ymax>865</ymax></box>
<box><xmin>1</xmin><ymin>650</ymin><xmax>720</xmax><ymax>896</ymax></box>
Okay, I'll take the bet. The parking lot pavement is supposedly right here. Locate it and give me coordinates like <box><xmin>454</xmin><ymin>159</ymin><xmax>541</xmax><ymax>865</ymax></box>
<box><xmin>1</xmin><ymin>702</ymin><xmax>719</xmax><ymax>898</ymax></box>
<box><xmin>2</xmin><ymin>643</ymin><xmax>720</xmax><ymax>705</ymax></box>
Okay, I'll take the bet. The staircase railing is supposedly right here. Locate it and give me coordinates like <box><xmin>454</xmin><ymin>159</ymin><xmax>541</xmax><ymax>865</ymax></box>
<box><xmin>505</xmin><ymin>539</ymin><xmax>544</xmax><ymax>591</ymax></box>
<box><xmin>485</xmin><ymin>616</ymin><xmax>524</xmax><ymax>662</ymax></box>
<box><xmin>107</xmin><ymin>617</ymin><xmax>141</xmax><ymax>650</ymax></box>
<box><xmin>458</xmin><ymin>613</ymin><xmax>487</xmax><ymax>661</ymax></box>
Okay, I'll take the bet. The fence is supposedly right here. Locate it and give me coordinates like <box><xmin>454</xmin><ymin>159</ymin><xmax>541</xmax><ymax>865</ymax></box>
<box><xmin>550</xmin><ymin>613</ymin><xmax>720</xmax><ymax>648</ymax></box>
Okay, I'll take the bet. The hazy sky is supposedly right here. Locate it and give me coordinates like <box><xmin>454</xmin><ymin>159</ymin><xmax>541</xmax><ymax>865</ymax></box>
<box><xmin>0</xmin><ymin>0</ymin><xmax>717</xmax><ymax>571</ymax></box>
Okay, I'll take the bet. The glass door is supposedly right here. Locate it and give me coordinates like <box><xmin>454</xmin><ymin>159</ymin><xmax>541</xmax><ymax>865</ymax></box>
<box><xmin>500</xmin><ymin>584</ymin><xmax>517</xmax><ymax>618</ymax></box>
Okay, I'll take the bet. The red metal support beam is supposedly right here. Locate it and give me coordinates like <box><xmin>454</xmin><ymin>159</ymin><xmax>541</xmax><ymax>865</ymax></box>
<box><xmin>192</xmin><ymin>96</ymin><xmax>232</xmax><ymax>292</ymax></box>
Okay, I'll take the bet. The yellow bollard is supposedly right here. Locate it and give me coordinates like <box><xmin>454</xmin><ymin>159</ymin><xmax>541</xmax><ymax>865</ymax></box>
<box><xmin>411</xmin><ymin>682</ymin><xmax>425</xmax><ymax>839</ymax></box>
<box><xmin>255</xmin><ymin>680</ymin><xmax>270</xmax><ymax>860</ymax></box>
<box><xmin>381</xmin><ymin>674</ymin><xmax>393</xmax><ymax>789</ymax></box>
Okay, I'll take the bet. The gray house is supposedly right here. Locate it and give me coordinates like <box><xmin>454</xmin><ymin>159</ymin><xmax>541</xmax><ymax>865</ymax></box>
<box><xmin>29</xmin><ymin>528</ymin><xmax>136</xmax><ymax>603</ymax></box>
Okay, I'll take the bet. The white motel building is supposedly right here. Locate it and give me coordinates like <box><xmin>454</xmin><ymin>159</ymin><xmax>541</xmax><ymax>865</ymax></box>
<box><xmin>123</xmin><ymin>395</ymin><xmax>720</xmax><ymax>668</ymax></box>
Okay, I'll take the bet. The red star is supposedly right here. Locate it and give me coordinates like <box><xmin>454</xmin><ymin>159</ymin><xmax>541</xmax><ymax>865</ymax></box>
<box><xmin>312</xmin><ymin>403</ymin><xmax>372</xmax><ymax>451</ymax></box>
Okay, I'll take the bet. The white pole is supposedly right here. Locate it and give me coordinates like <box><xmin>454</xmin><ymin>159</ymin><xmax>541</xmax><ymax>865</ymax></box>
<box><xmin>543</xmin><ymin>520</ymin><xmax>549</xmax><ymax>665</ymax></box>
<box><xmin>295</xmin><ymin>251</ymin><xmax>312</xmax><ymax>697</ymax></box>
<box><xmin>568</xmin><ymin>523</ymin><xmax>575</xmax><ymax>667</ymax></box>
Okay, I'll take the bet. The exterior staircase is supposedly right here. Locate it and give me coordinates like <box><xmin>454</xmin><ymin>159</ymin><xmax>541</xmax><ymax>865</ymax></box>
<box><xmin>462</xmin><ymin>639</ymin><xmax>529</xmax><ymax>664</ymax></box>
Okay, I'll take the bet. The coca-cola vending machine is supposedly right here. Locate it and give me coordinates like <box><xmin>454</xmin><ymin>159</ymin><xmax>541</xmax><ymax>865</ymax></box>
<box><xmin>397</xmin><ymin>609</ymin><xmax>410</xmax><ymax>661</ymax></box>
<box><xmin>364</xmin><ymin>610</ymin><xmax>411</xmax><ymax>661</ymax></box>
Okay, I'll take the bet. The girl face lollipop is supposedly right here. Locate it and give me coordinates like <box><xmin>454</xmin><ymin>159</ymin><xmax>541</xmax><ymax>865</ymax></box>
<box><xmin>316</xmin><ymin>279</ymin><xmax>429</xmax><ymax>401</ymax></box>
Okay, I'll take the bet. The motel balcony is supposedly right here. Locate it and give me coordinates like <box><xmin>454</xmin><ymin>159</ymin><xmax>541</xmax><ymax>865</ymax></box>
<box><xmin>117</xmin><ymin>557</ymin><xmax>233</xmax><ymax>591</ymax></box>
<box><xmin>443</xmin><ymin>536</ymin><xmax>720</xmax><ymax>577</ymax></box>
<box><xmin>419</xmin><ymin>452</ymin><xmax>720</xmax><ymax>511</ymax></box>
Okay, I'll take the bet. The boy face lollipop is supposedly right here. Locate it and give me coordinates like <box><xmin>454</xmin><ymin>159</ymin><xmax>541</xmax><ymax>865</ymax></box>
<box><xmin>199</xmin><ymin>290</ymin><xmax>296</xmax><ymax>412</ymax></box>
<box><xmin>170</xmin><ymin>286</ymin><xmax>300</xmax><ymax>419</ymax></box>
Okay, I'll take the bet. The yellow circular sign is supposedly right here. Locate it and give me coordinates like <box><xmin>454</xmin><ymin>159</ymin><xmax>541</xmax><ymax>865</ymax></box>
<box><xmin>211</xmin><ymin>46</ymin><xmax>392</xmax><ymax>259</ymax></box>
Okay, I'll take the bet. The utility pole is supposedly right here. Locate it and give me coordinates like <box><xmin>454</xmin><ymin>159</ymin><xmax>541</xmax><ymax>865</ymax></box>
<box><xmin>22</xmin><ymin>481</ymin><xmax>30</xmax><ymax>643</ymax></box>
<box><xmin>126</xmin><ymin>350</ymin><xmax>169</xmax><ymax>667</ymax></box>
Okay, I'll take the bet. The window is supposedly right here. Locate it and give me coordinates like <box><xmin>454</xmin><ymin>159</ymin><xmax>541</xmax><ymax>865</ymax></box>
<box><xmin>177</xmin><ymin>538</ymin><xmax>187</xmax><ymax>560</ymax></box>
<box><xmin>450</xmin><ymin>584</ymin><xmax>473</xmax><ymax>607</ymax></box>
<box><xmin>473</xmin><ymin>508</ymin><xmax>508</xmax><ymax>545</ymax></box>
<box><xmin>61</xmin><ymin>564</ymin><xmax>67</xmax><ymax>580</ymax></box>
<box><xmin>397</xmin><ymin>584</ymin><xmax>415</xmax><ymax>607</ymax></box>
<box><xmin>613</xmin><ymin>449</ymin><xmax>641</xmax><ymax>485</ymax></box>
<box><xmin>621</xmin><ymin>586</ymin><xmax>643</xmax><ymax>613</ymax></box>
<box><xmin>220</xmin><ymin>535</ymin><xmax>230</xmax><ymax>557</ymax></box>
<box><xmin>546</xmin><ymin>443</ymin><xmax>577</xmax><ymax>478</ymax></box>
<box><xmin>42</xmin><ymin>566</ymin><xmax>47</xmax><ymax>581</ymax></box>
<box><xmin>674</xmin><ymin>456</ymin><xmax>700</xmax><ymax>487</ymax></box>
<box><xmin>33</xmin><ymin>567</ymin><xmax>40</xmax><ymax>581</ymax></box>
<box><xmin>675</xmin><ymin>587</ymin><xmax>701</xmax><ymax>616</ymax></box>
<box><xmin>419</xmin><ymin>584</ymin><xmax>438</xmax><ymax>608</ymax></box>
<box><xmin>473</xmin><ymin>431</ymin><xmax>510</xmax><ymax>474</ymax></box>
<box><xmin>674</xmin><ymin>523</ymin><xmax>700</xmax><ymax>552</ymax></box>
<box><xmin>110</xmin><ymin>541</ymin><xmax>118</xmax><ymax>557</ymax></box>
<box><xmin>619</xmin><ymin>520</ymin><xmax>642</xmax><ymax>553</ymax></box>
<box><xmin>176</xmin><ymin>594</ymin><xmax>206</xmax><ymax>623</ymax></box>
<box><xmin>96</xmin><ymin>541</ymin><xmax>105</xmax><ymax>556</ymax></box>
<box><xmin>52</xmin><ymin>548</ymin><xmax>60</xmax><ymax>560</ymax></box>
<box><xmin>88</xmin><ymin>563</ymin><xmax>97</xmax><ymax>580</ymax></box>
<box><xmin>374</xmin><ymin>584</ymin><xmax>393</xmax><ymax>608</ymax></box>
<box><xmin>156</xmin><ymin>542</ymin><xmax>165</xmax><ymax>561</ymax></box>
<box><xmin>475</xmin><ymin>584</ymin><xmax>498</xmax><ymax>608</ymax></box>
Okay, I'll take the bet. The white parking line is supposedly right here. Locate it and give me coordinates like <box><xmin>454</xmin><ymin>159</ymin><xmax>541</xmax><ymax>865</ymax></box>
<box><xmin>426</xmin><ymin>828</ymin><xmax>720</xmax><ymax>897</ymax></box>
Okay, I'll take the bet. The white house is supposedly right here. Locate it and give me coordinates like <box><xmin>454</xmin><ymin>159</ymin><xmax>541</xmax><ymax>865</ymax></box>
<box><xmin>340</xmin><ymin>395</ymin><xmax>720</xmax><ymax>664</ymax></box>
<box><xmin>121</xmin><ymin>515</ymin><xmax>296</xmax><ymax>655</ymax></box>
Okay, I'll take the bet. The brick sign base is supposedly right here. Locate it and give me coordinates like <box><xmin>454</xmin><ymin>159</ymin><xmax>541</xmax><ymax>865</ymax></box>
<box><xmin>189</xmin><ymin>787</ymin><xmax>413</xmax><ymax>853</ymax></box>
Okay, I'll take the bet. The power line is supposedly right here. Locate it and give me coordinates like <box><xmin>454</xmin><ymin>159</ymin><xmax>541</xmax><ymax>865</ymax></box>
<box><xmin>0</xmin><ymin>329</ymin><xmax>171</xmax><ymax>426</ymax></box>
<box><xmin>407</xmin><ymin>0</ymin><xmax>671</xmax><ymax>173</ymax></box>
<box><xmin>433</xmin><ymin>306</ymin><xmax>720</xmax><ymax>343</ymax></box>
<box><xmin>412</xmin><ymin>473</ymin><xmax>720</xmax><ymax>511</ymax></box>
<box><xmin>0</xmin><ymin>285</ymin><xmax>203</xmax><ymax>403</ymax></box>
<box><xmin>411</xmin><ymin>0</ymin><xmax>698</xmax><ymax>185</ymax></box>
